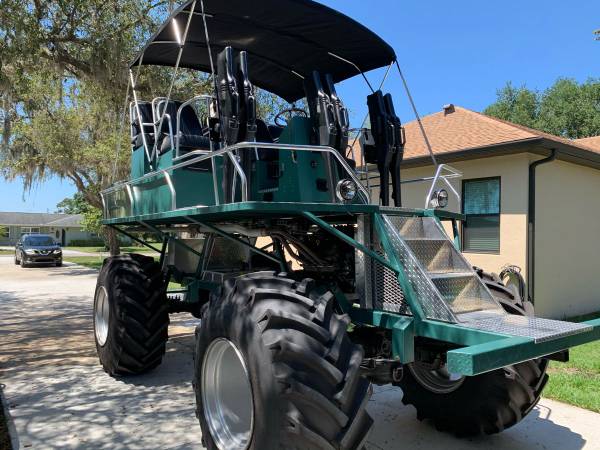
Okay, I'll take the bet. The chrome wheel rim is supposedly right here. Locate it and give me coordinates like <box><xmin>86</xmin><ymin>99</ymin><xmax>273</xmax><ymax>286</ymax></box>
<box><xmin>409</xmin><ymin>361</ymin><xmax>466</xmax><ymax>394</ymax></box>
<box><xmin>94</xmin><ymin>286</ymin><xmax>110</xmax><ymax>347</ymax></box>
<box><xmin>202</xmin><ymin>338</ymin><xmax>254</xmax><ymax>450</ymax></box>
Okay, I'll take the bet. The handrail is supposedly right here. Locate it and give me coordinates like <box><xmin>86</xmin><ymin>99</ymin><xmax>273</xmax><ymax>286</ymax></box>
<box><xmin>424</xmin><ymin>164</ymin><xmax>462</xmax><ymax>208</ymax></box>
<box><xmin>101</xmin><ymin>142</ymin><xmax>370</xmax><ymax>215</ymax></box>
<box><xmin>174</xmin><ymin>95</ymin><xmax>213</xmax><ymax>158</ymax></box>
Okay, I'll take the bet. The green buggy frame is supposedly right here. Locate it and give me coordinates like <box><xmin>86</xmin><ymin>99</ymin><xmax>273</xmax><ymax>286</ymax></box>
<box><xmin>93</xmin><ymin>1</ymin><xmax>600</xmax><ymax>448</ymax></box>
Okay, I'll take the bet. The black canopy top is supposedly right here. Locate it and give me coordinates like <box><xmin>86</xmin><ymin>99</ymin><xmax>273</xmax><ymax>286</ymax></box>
<box><xmin>131</xmin><ymin>0</ymin><xmax>396</xmax><ymax>102</ymax></box>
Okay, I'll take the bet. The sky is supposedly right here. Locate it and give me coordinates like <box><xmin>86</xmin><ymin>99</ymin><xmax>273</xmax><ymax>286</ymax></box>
<box><xmin>1</xmin><ymin>0</ymin><xmax>598</xmax><ymax>212</ymax></box>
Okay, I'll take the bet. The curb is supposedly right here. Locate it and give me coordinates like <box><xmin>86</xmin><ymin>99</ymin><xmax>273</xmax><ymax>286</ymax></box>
<box><xmin>0</xmin><ymin>384</ymin><xmax>19</xmax><ymax>450</ymax></box>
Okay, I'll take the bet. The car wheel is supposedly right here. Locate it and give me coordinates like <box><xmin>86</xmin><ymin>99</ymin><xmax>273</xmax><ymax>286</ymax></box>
<box><xmin>14</xmin><ymin>253</ymin><xmax>19</xmax><ymax>265</ymax></box>
<box><xmin>56</xmin><ymin>259</ymin><xmax>63</xmax><ymax>267</ymax></box>
<box><xmin>20</xmin><ymin>254</ymin><xmax>27</xmax><ymax>268</ymax></box>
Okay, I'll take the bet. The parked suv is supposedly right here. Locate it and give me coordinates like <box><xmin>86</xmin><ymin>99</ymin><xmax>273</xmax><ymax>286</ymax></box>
<box><xmin>15</xmin><ymin>234</ymin><xmax>63</xmax><ymax>267</ymax></box>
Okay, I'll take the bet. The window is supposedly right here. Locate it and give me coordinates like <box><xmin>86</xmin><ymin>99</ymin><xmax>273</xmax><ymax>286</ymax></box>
<box><xmin>462</xmin><ymin>177</ymin><xmax>500</xmax><ymax>253</ymax></box>
<box><xmin>21</xmin><ymin>227</ymin><xmax>41</xmax><ymax>235</ymax></box>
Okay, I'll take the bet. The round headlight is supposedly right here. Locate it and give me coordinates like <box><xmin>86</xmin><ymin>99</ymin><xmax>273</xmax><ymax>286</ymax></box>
<box><xmin>430</xmin><ymin>189</ymin><xmax>449</xmax><ymax>208</ymax></box>
<box><xmin>336</xmin><ymin>179</ymin><xmax>357</xmax><ymax>202</ymax></box>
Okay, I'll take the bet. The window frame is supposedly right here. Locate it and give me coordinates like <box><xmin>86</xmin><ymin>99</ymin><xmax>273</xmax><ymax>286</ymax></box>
<box><xmin>21</xmin><ymin>227</ymin><xmax>41</xmax><ymax>235</ymax></box>
<box><xmin>461</xmin><ymin>176</ymin><xmax>501</xmax><ymax>254</ymax></box>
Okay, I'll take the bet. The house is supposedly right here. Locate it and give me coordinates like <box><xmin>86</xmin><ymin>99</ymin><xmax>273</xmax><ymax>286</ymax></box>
<box><xmin>360</xmin><ymin>105</ymin><xmax>600</xmax><ymax>319</ymax></box>
<box><xmin>0</xmin><ymin>212</ymin><xmax>99</xmax><ymax>246</ymax></box>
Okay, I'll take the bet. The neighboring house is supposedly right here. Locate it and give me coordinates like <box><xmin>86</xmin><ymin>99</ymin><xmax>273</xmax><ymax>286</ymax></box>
<box><xmin>0</xmin><ymin>212</ymin><xmax>98</xmax><ymax>246</ymax></box>
<box><xmin>359</xmin><ymin>105</ymin><xmax>600</xmax><ymax>319</ymax></box>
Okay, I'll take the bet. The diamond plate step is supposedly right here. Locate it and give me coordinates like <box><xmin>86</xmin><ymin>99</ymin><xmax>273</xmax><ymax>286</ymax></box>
<box><xmin>431</xmin><ymin>274</ymin><xmax>502</xmax><ymax>316</ymax></box>
<box><xmin>458</xmin><ymin>313</ymin><xmax>593</xmax><ymax>343</ymax></box>
<box><xmin>404</xmin><ymin>239</ymin><xmax>472</xmax><ymax>274</ymax></box>
<box><xmin>387</xmin><ymin>216</ymin><xmax>446</xmax><ymax>240</ymax></box>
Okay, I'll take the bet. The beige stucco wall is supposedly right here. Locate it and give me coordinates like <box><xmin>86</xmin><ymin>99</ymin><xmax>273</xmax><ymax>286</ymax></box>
<box><xmin>370</xmin><ymin>153</ymin><xmax>531</xmax><ymax>277</ymax></box>
<box><xmin>534</xmin><ymin>159</ymin><xmax>600</xmax><ymax>319</ymax></box>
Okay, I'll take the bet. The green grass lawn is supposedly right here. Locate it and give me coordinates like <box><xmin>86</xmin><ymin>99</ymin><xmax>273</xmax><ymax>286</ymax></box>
<box><xmin>64</xmin><ymin>255</ymin><xmax>180</xmax><ymax>290</ymax></box>
<box><xmin>64</xmin><ymin>256</ymin><xmax>105</xmax><ymax>270</ymax></box>
<box><xmin>0</xmin><ymin>249</ymin><xmax>13</xmax><ymax>255</ymax></box>
<box><xmin>544</xmin><ymin>333</ymin><xmax>600</xmax><ymax>413</ymax></box>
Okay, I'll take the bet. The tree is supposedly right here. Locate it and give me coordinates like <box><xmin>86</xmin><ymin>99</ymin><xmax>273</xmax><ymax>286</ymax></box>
<box><xmin>0</xmin><ymin>0</ymin><xmax>172</xmax><ymax>254</ymax></box>
<box><xmin>56</xmin><ymin>192</ymin><xmax>91</xmax><ymax>214</ymax></box>
<box><xmin>484</xmin><ymin>78</ymin><xmax>600</xmax><ymax>139</ymax></box>
<box><xmin>595</xmin><ymin>29</ymin><xmax>599</xmax><ymax>40</ymax></box>
<box><xmin>1</xmin><ymin>1</ymin><xmax>294</xmax><ymax>256</ymax></box>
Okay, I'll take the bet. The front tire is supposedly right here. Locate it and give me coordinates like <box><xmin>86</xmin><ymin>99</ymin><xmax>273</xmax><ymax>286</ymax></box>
<box><xmin>194</xmin><ymin>272</ymin><xmax>373</xmax><ymax>450</ymax></box>
<box><xmin>397</xmin><ymin>269</ymin><xmax>549</xmax><ymax>436</ymax></box>
<box><xmin>94</xmin><ymin>253</ymin><xmax>169</xmax><ymax>376</ymax></box>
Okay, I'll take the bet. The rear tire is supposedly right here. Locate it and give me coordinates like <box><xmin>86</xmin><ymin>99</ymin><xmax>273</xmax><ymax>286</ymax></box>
<box><xmin>397</xmin><ymin>269</ymin><xmax>549</xmax><ymax>436</ymax></box>
<box><xmin>194</xmin><ymin>272</ymin><xmax>373</xmax><ymax>450</ymax></box>
<box><xmin>94</xmin><ymin>253</ymin><xmax>169</xmax><ymax>376</ymax></box>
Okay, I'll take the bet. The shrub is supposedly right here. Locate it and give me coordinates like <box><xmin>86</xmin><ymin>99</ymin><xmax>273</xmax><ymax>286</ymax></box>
<box><xmin>68</xmin><ymin>238</ymin><xmax>106</xmax><ymax>247</ymax></box>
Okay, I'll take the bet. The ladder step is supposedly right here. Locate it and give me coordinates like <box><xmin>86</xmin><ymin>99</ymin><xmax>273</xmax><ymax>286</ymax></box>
<box><xmin>428</xmin><ymin>272</ymin><xmax>474</xmax><ymax>279</ymax></box>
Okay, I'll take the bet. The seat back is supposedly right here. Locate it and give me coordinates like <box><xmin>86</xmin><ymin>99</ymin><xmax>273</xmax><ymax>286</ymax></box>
<box><xmin>304</xmin><ymin>71</ymin><xmax>337</xmax><ymax>148</ymax></box>
<box><xmin>236</xmin><ymin>51</ymin><xmax>257</xmax><ymax>143</ymax></box>
<box><xmin>179</xmin><ymin>104</ymin><xmax>204</xmax><ymax>137</ymax></box>
<box><xmin>323</xmin><ymin>74</ymin><xmax>350</xmax><ymax>154</ymax></box>
<box><xmin>216</xmin><ymin>46</ymin><xmax>240</xmax><ymax>146</ymax></box>
<box><xmin>366</xmin><ymin>90</ymin><xmax>393</xmax><ymax>164</ymax></box>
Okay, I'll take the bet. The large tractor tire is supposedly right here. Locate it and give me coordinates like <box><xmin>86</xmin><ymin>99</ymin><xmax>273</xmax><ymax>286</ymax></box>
<box><xmin>93</xmin><ymin>253</ymin><xmax>169</xmax><ymax>376</ymax></box>
<box><xmin>397</xmin><ymin>269</ymin><xmax>549</xmax><ymax>436</ymax></box>
<box><xmin>194</xmin><ymin>272</ymin><xmax>373</xmax><ymax>450</ymax></box>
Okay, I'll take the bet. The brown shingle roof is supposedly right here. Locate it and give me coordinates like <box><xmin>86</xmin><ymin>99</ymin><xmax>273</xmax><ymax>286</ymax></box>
<box><xmin>575</xmin><ymin>136</ymin><xmax>600</xmax><ymax>153</ymax></box>
<box><xmin>351</xmin><ymin>105</ymin><xmax>600</xmax><ymax>165</ymax></box>
<box><xmin>401</xmin><ymin>106</ymin><xmax>538</xmax><ymax>159</ymax></box>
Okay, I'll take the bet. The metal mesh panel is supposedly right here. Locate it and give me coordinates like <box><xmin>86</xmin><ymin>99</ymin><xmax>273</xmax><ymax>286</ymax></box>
<box><xmin>355</xmin><ymin>216</ymin><xmax>411</xmax><ymax>314</ymax></box>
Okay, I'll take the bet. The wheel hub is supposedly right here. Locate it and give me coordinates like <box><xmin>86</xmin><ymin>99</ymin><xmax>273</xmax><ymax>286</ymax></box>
<box><xmin>202</xmin><ymin>338</ymin><xmax>254</xmax><ymax>450</ymax></box>
<box><xmin>94</xmin><ymin>286</ymin><xmax>110</xmax><ymax>347</ymax></box>
<box><xmin>408</xmin><ymin>360</ymin><xmax>466</xmax><ymax>394</ymax></box>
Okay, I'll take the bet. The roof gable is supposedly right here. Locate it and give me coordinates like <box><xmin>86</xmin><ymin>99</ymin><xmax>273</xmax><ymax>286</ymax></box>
<box><xmin>402</xmin><ymin>106</ymin><xmax>539</xmax><ymax>159</ymax></box>
<box><xmin>0</xmin><ymin>212</ymin><xmax>82</xmax><ymax>227</ymax></box>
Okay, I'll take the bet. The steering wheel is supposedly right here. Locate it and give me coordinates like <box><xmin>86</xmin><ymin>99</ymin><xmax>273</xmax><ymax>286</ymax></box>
<box><xmin>274</xmin><ymin>108</ymin><xmax>308</xmax><ymax>127</ymax></box>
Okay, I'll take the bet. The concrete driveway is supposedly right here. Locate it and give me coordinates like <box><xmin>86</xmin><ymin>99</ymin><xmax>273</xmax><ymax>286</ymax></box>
<box><xmin>0</xmin><ymin>256</ymin><xmax>599</xmax><ymax>450</ymax></box>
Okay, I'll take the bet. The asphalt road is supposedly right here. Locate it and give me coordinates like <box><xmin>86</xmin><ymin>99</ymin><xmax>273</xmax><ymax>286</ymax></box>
<box><xmin>1</xmin><ymin>256</ymin><xmax>599</xmax><ymax>449</ymax></box>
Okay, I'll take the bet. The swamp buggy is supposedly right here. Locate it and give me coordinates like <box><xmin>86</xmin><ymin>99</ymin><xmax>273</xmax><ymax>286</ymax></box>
<box><xmin>93</xmin><ymin>0</ymin><xmax>600</xmax><ymax>448</ymax></box>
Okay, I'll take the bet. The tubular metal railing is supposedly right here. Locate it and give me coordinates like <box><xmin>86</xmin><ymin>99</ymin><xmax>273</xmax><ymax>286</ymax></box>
<box><xmin>101</xmin><ymin>141</ymin><xmax>371</xmax><ymax>219</ymax></box>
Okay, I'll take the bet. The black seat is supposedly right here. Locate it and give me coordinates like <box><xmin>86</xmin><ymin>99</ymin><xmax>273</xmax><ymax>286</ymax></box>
<box><xmin>268</xmin><ymin>125</ymin><xmax>284</xmax><ymax>141</ymax></box>
<box><xmin>366</xmin><ymin>90</ymin><xmax>405</xmax><ymax>206</ymax></box>
<box><xmin>159</xmin><ymin>103</ymin><xmax>211</xmax><ymax>155</ymax></box>
<box><xmin>236</xmin><ymin>51</ymin><xmax>257</xmax><ymax>143</ymax></box>
<box><xmin>323</xmin><ymin>73</ymin><xmax>349</xmax><ymax>154</ymax></box>
<box><xmin>131</xmin><ymin>102</ymin><xmax>155</xmax><ymax>149</ymax></box>
<box><xmin>216</xmin><ymin>46</ymin><xmax>240</xmax><ymax>146</ymax></box>
<box><xmin>304</xmin><ymin>71</ymin><xmax>337</xmax><ymax>148</ymax></box>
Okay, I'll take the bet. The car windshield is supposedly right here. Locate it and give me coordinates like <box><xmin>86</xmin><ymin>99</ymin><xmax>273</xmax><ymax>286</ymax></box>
<box><xmin>23</xmin><ymin>236</ymin><xmax>55</xmax><ymax>246</ymax></box>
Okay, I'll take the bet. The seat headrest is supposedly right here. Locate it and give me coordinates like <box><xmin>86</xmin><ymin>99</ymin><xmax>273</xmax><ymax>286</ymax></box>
<box><xmin>216</xmin><ymin>46</ymin><xmax>240</xmax><ymax>146</ymax></box>
<box><xmin>236</xmin><ymin>50</ymin><xmax>257</xmax><ymax>142</ymax></box>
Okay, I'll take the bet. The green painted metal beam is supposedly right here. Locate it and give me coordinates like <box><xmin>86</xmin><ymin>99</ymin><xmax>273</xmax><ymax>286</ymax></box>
<box><xmin>447</xmin><ymin>318</ymin><xmax>600</xmax><ymax>376</ymax></box>
<box><xmin>103</xmin><ymin>201</ymin><xmax>380</xmax><ymax>226</ymax></box>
